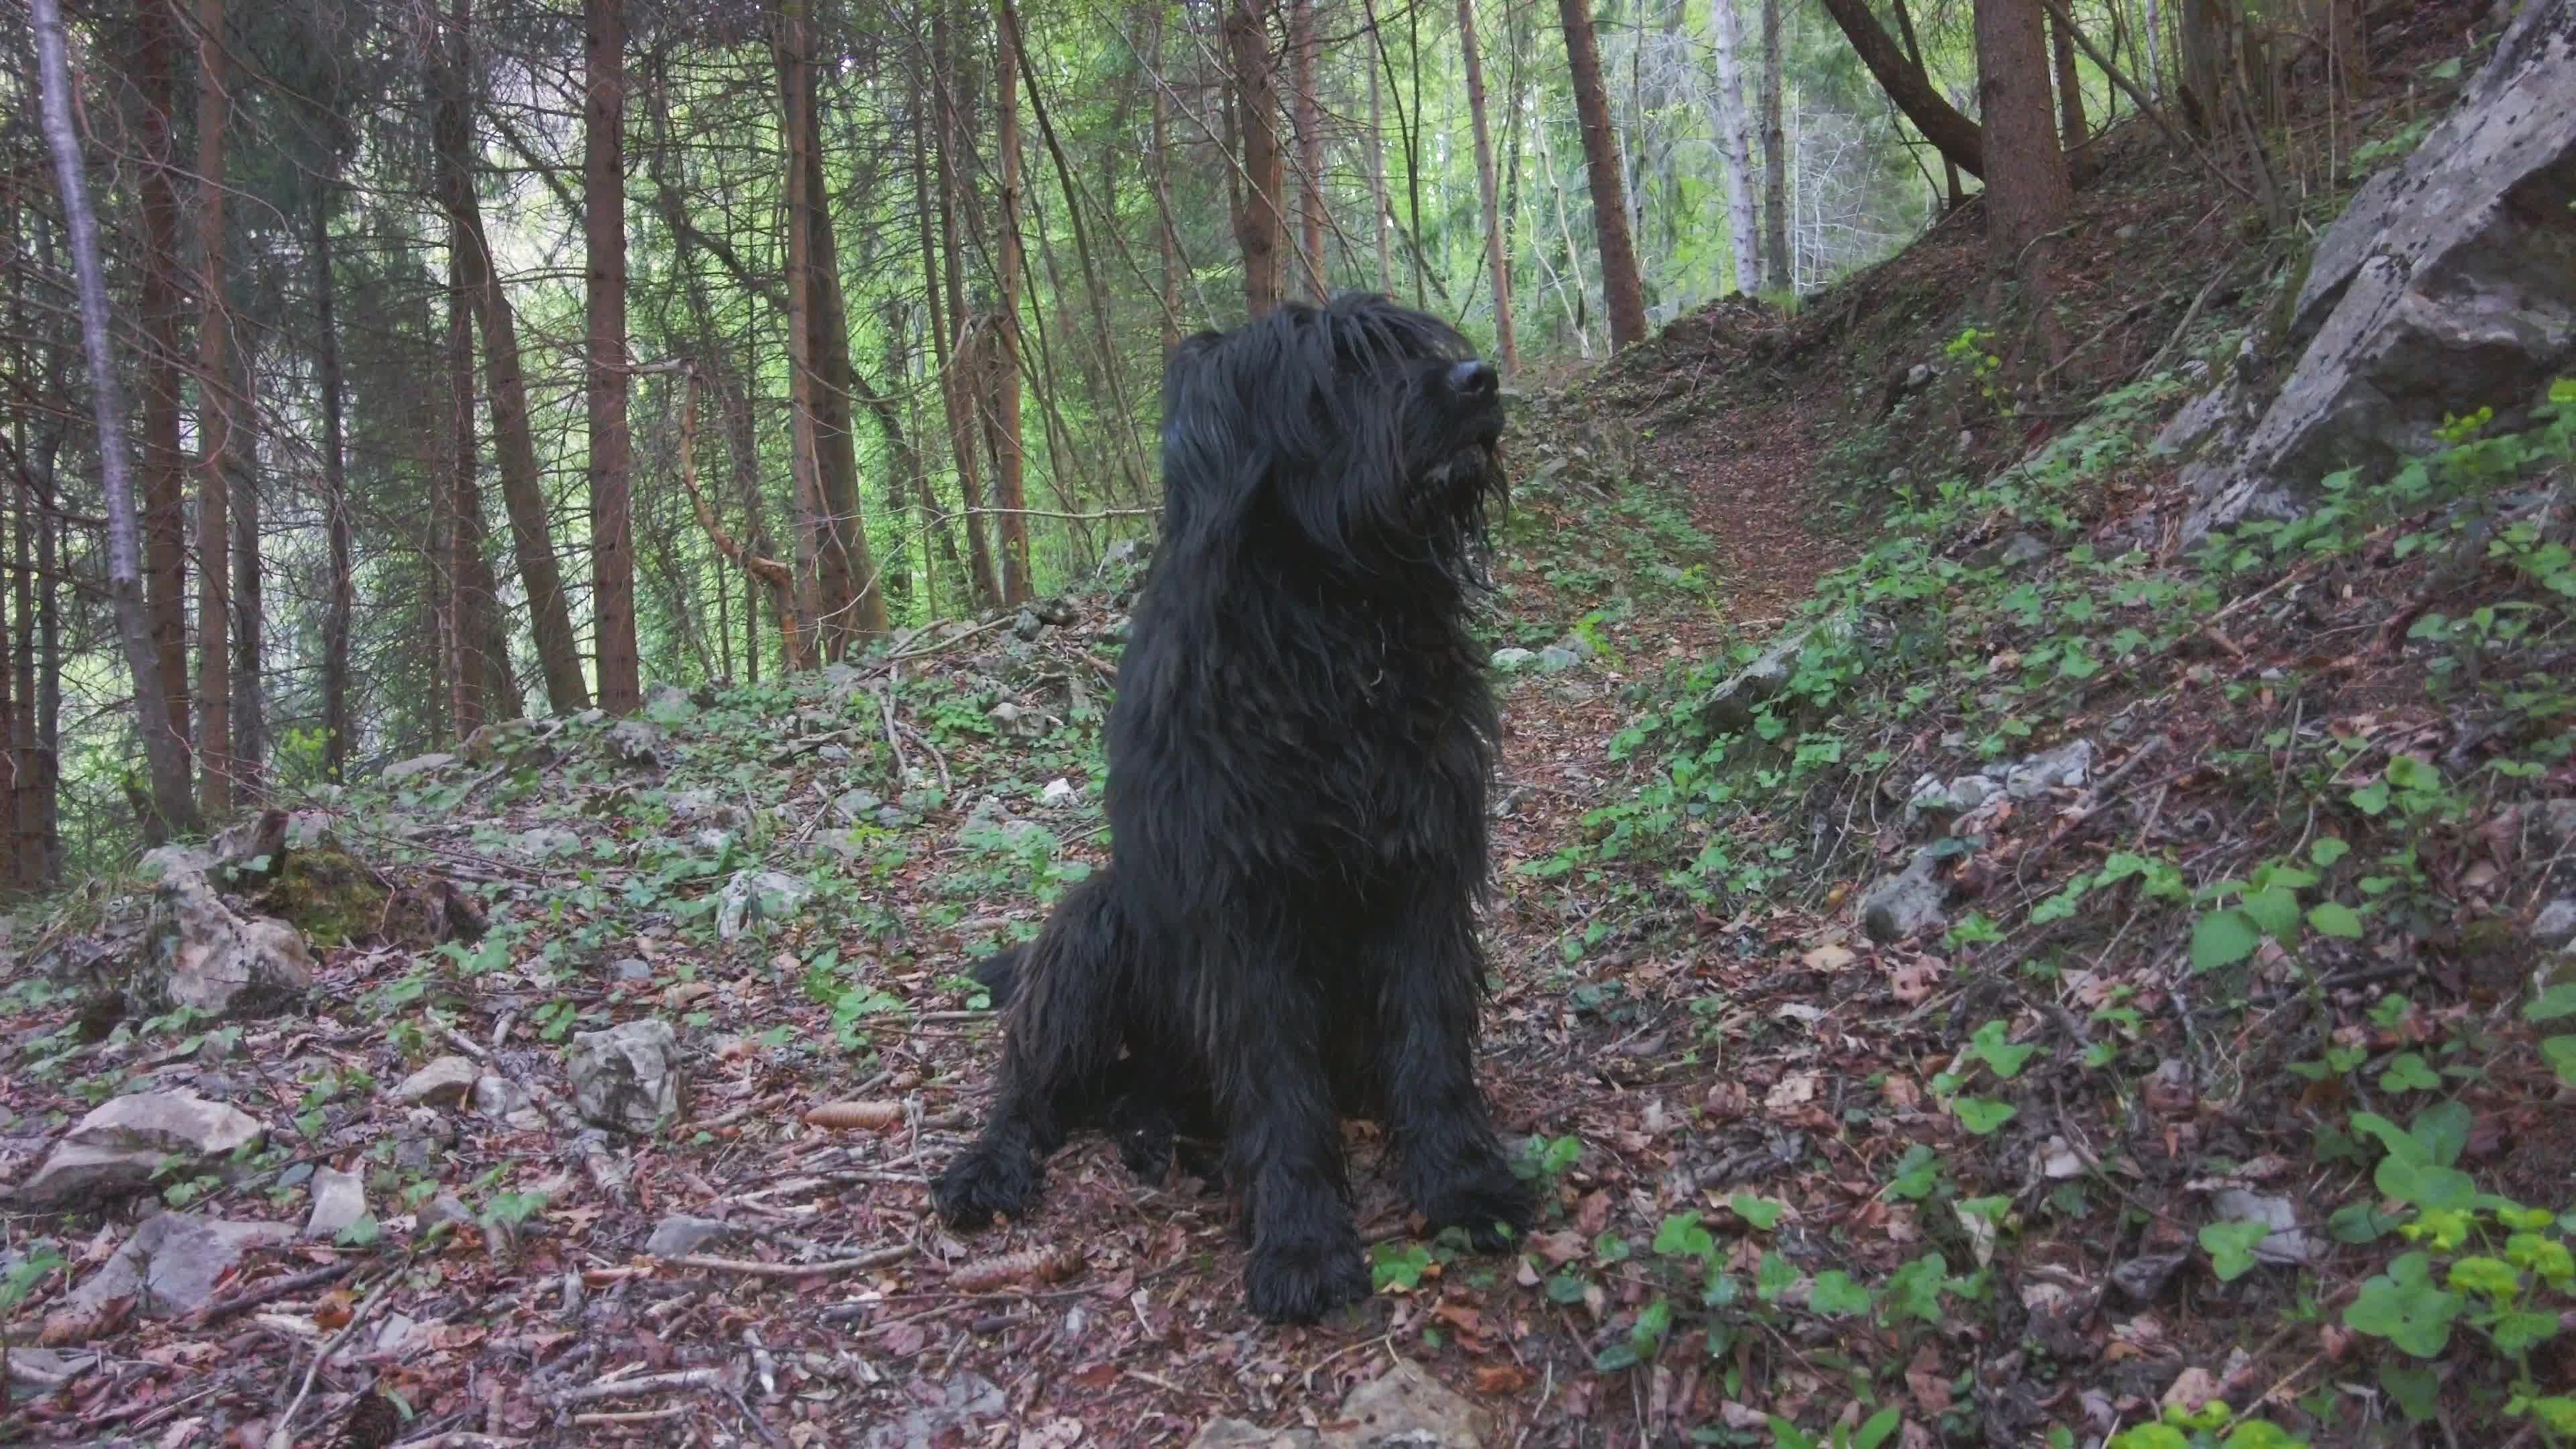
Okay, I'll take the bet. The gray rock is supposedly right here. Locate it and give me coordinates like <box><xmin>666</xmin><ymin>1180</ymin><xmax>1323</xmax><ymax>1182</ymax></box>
<box><xmin>1489</xmin><ymin>647</ymin><xmax>1538</xmax><ymax>671</ymax></box>
<box><xmin>513</xmin><ymin>826</ymin><xmax>582</xmax><ymax>861</ymax></box>
<box><xmin>1011</xmin><ymin>606</ymin><xmax>1049</xmax><ymax>642</ymax></box>
<box><xmin>1860</xmin><ymin>850</ymin><xmax>1950</xmax><ymax>945</ymax></box>
<box><xmin>2533</xmin><ymin>898</ymin><xmax>2576</xmax><ymax>950</ymax></box>
<box><xmin>611</xmin><ymin>957</ymin><xmax>653</xmax><ymax>983</ymax></box>
<box><xmin>877</xmin><ymin>805</ymin><xmax>911</xmax><ymax>829</ymax></box>
<box><xmin>1537</xmin><ymin>645</ymin><xmax>1585</xmax><ymax>673</ymax></box>
<box><xmin>862</xmin><ymin>1373</ymin><xmax>1007</xmax><ymax>1449</ymax></box>
<box><xmin>1191</xmin><ymin>1421</ymin><xmax>1320</xmax><ymax>1449</ymax></box>
<box><xmin>60</xmin><ymin>1215</ymin><xmax>294</xmax><ymax>1320</ymax></box>
<box><xmin>1325</xmin><ymin>1358</ymin><xmax>1494</xmax><ymax>1448</ymax></box>
<box><xmin>716</xmin><ymin>869</ymin><xmax>814</xmax><ymax>939</ymax></box>
<box><xmin>460</xmin><ymin>718</ymin><xmax>545</xmax><ymax>765</ymax></box>
<box><xmin>642</xmin><ymin>681</ymin><xmax>694</xmax><ymax>718</ymax></box>
<box><xmin>955</xmin><ymin>797</ymin><xmax>1046</xmax><ymax>851</ymax></box>
<box><xmin>566</xmin><ymin>1019</ymin><xmax>682</xmax><ymax>1136</ymax></box>
<box><xmin>1040</xmin><ymin>778</ymin><xmax>1080</xmax><ymax>808</ymax></box>
<box><xmin>138</xmin><ymin>859</ymin><xmax>316</xmax><ymax>1023</ymax></box>
<box><xmin>1999</xmin><ymin>533</ymin><xmax>2050</xmax><ymax>569</ymax></box>
<box><xmin>303</xmin><ymin>1167</ymin><xmax>368</xmax><ymax>1239</ymax></box>
<box><xmin>1998</xmin><ymin>739</ymin><xmax>2096</xmax><ymax>800</ymax></box>
<box><xmin>2112</xmin><ymin>1251</ymin><xmax>2190</xmax><ymax>1303</ymax></box>
<box><xmin>2533</xmin><ymin>798</ymin><xmax>2576</xmax><ymax>851</ymax></box>
<box><xmin>8</xmin><ymin>1089</ymin><xmax>266</xmax><ymax>1207</ymax></box>
<box><xmin>669</xmin><ymin>789</ymin><xmax>741</xmax><ymax>825</ymax></box>
<box><xmin>391</xmin><ymin>1055</ymin><xmax>480</xmax><ymax>1108</ymax></box>
<box><xmin>2182</xmin><ymin>1</ymin><xmax>2576</xmax><ymax>541</ymax></box>
<box><xmin>986</xmin><ymin>700</ymin><xmax>1046</xmax><ymax>739</ymax></box>
<box><xmin>1905</xmin><ymin>362</ymin><xmax>1935</xmax><ymax>390</ymax></box>
<box><xmin>2151</xmin><ymin>374</ymin><xmax>2261</xmax><ymax>460</ymax></box>
<box><xmin>380</xmin><ymin>752</ymin><xmax>455</xmax><ymax>783</ymax></box>
<box><xmin>472</xmin><ymin>1074</ymin><xmax>545</xmax><ymax>1131</ymax></box>
<box><xmin>2211</xmin><ymin>1188</ymin><xmax>2318</xmax><ymax>1268</ymax></box>
<box><xmin>1904</xmin><ymin>773</ymin><xmax>1996</xmax><ymax>825</ymax></box>
<box><xmin>1696</xmin><ymin>611</ymin><xmax>1860</xmax><ymax>737</ymax></box>
<box><xmin>606</xmin><ymin>719</ymin><xmax>668</xmax><ymax>769</ymax></box>
<box><xmin>643</xmin><ymin>1213</ymin><xmax>739</xmax><ymax>1257</ymax></box>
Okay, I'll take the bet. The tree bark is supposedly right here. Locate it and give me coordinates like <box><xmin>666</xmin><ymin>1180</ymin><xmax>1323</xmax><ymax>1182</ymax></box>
<box><xmin>1707</xmin><ymin>0</ymin><xmax>1762</xmax><ymax>294</ymax></box>
<box><xmin>1556</xmin><ymin>0</ymin><xmax>1649</xmax><ymax>349</ymax></box>
<box><xmin>1976</xmin><ymin>0</ymin><xmax>2074</xmax><ymax>309</ymax></box>
<box><xmin>778</xmin><ymin>0</ymin><xmax>839</xmax><ymax>656</ymax></box>
<box><xmin>991</xmin><ymin>0</ymin><xmax>1034</xmax><ymax>602</ymax></box>
<box><xmin>228</xmin><ymin>331</ymin><xmax>264</xmax><ymax>797</ymax></box>
<box><xmin>1226</xmin><ymin>0</ymin><xmax>1286</xmax><ymax>319</ymax></box>
<box><xmin>1458</xmin><ymin>0</ymin><xmax>1517</xmax><ymax>370</ymax></box>
<box><xmin>446</xmin><ymin>224</ymin><xmax>492</xmax><ymax>739</ymax></box>
<box><xmin>1813</xmin><ymin>0</ymin><xmax>1986</xmax><ymax>178</ymax></box>
<box><xmin>586</xmin><ymin>0</ymin><xmax>641</xmax><ymax>709</ymax></box>
<box><xmin>437</xmin><ymin>0</ymin><xmax>590</xmax><ymax>715</ymax></box>
<box><xmin>313</xmin><ymin>191</ymin><xmax>354</xmax><ymax>780</ymax></box>
<box><xmin>193</xmin><ymin>0</ymin><xmax>231</xmax><ymax>817</ymax></box>
<box><xmin>33</xmin><ymin>0</ymin><xmax>201</xmax><ymax>839</ymax></box>
<box><xmin>1758</xmin><ymin>0</ymin><xmax>1791</xmax><ymax>291</ymax></box>
<box><xmin>932</xmin><ymin>5</ymin><xmax>1001</xmax><ymax>610</ymax></box>
<box><xmin>788</xmin><ymin>56</ymin><xmax>887</xmax><ymax>647</ymax></box>
<box><xmin>1888</xmin><ymin>0</ymin><xmax>1964</xmax><ymax>206</ymax></box>
<box><xmin>1365</xmin><ymin>38</ymin><xmax>1393</xmax><ymax>293</ymax></box>
<box><xmin>1290</xmin><ymin>0</ymin><xmax>1327</xmax><ymax>299</ymax></box>
<box><xmin>2051</xmin><ymin>9</ymin><xmax>2089</xmax><ymax>151</ymax></box>
<box><xmin>130</xmin><ymin>0</ymin><xmax>191</xmax><ymax>780</ymax></box>
<box><xmin>1152</xmin><ymin>16</ymin><xmax>1183</xmax><ymax>349</ymax></box>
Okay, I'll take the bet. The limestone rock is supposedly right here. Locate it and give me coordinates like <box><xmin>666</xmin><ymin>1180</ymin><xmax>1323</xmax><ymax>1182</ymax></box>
<box><xmin>61</xmin><ymin>1215</ymin><xmax>294</xmax><ymax>1320</ymax></box>
<box><xmin>2182</xmin><ymin>1</ymin><xmax>2576</xmax><ymax>539</ymax></box>
<box><xmin>1324</xmin><ymin>1358</ymin><xmax>1494</xmax><ymax>1448</ymax></box>
<box><xmin>567</xmin><ymin>1018</ymin><xmax>682</xmax><ymax>1136</ymax></box>
<box><xmin>9</xmin><ymin>1089</ymin><xmax>265</xmax><ymax>1206</ymax></box>
<box><xmin>1489</xmin><ymin>647</ymin><xmax>1538</xmax><ymax>671</ymax></box>
<box><xmin>1695</xmin><ymin>611</ymin><xmax>1859</xmax><ymax>737</ymax></box>
<box><xmin>606</xmin><ymin>719</ymin><xmax>668</xmax><ymax>769</ymax></box>
<box><xmin>139</xmin><ymin>867</ymin><xmax>313</xmax><ymax>1018</ymax></box>
<box><xmin>380</xmin><ymin>751</ymin><xmax>455</xmax><ymax>783</ymax></box>
<box><xmin>391</xmin><ymin>1055</ymin><xmax>481</xmax><ymax>1108</ymax></box>
<box><xmin>1860</xmin><ymin>849</ymin><xmax>1951</xmax><ymax>945</ymax></box>
<box><xmin>303</xmin><ymin>1167</ymin><xmax>368</xmax><ymax>1239</ymax></box>
<box><xmin>716</xmin><ymin>869</ymin><xmax>814</xmax><ymax>939</ymax></box>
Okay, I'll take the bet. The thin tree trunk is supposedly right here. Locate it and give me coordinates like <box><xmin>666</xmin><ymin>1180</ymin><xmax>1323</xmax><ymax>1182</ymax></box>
<box><xmin>193</xmin><ymin>0</ymin><xmax>231</xmax><ymax>818</ymax></box>
<box><xmin>779</xmin><ymin>0</ymin><xmax>837</xmax><ymax>654</ymax></box>
<box><xmin>1365</xmin><ymin>42</ymin><xmax>1393</xmax><ymax>292</ymax></box>
<box><xmin>932</xmin><ymin>6</ymin><xmax>1001</xmax><ymax>610</ymax></box>
<box><xmin>1</xmin><ymin>458</ymin><xmax>19</xmax><ymax>890</ymax></box>
<box><xmin>1226</xmin><ymin>0</ymin><xmax>1286</xmax><ymax>318</ymax></box>
<box><xmin>1291</xmin><ymin>0</ymin><xmax>1327</xmax><ymax>299</ymax></box>
<box><xmin>228</xmin><ymin>331</ymin><xmax>264</xmax><ymax>798</ymax></box>
<box><xmin>33</xmin><ymin>0</ymin><xmax>199</xmax><ymax>839</ymax></box>
<box><xmin>1556</xmin><ymin>0</ymin><xmax>1650</xmax><ymax>349</ymax></box>
<box><xmin>992</xmin><ymin>0</ymin><xmax>1034</xmax><ymax>602</ymax></box>
<box><xmin>1708</xmin><ymin>0</ymin><xmax>1762</xmax><ymax>294</ymax></box>
<box><xmin>447</xmin><ymin>227</ymin><xmax>488</xmax><ymax>740</ymax></box>
<box><xmin>1758</xmin><ymin>0</ymin><xmax>1791</xmax><ymax>293</ymax></box>
<box><xmin>1458</xmin><ymin>0</ymin><xmax>1517</xmax><ymax>370</ymax></box>
<box><xmin>907</xmin><ymin>62</ymin><xmax>973</xmax><ymax>598</ymax></box>
<box><xmin>1813</xmin><ymin>0</ymin><xmax>1985</xmax><ymax>178</ymax></box>
<box><xmin>313</xmin><ymin>192</ymin><xmax>354</xmax><ymax>780</ymax></box>
<box><xmin>1152</xmin><ymin>17</ymin><xmax>1182</xmax><ymax>349</ymax></box>
<box><xmin>437</xmin><ymin>0</ymin><xmax>589</xmax><ymax>714</ymax></box>
<box><xmin>1499</xmin><ymin>0</ymin><xmax>1529</xmax><ymax>319</ymax></box>
<box><xmin>131</xmin><ymin>0</ymin><xmax>191</xmax><ymax>782</ymax></box>
<box><xmin>2051</xmin><ymin>9</ymin><xmax>2089</xmax><ymax>151</ymax></box>
<box><xmin>587</xmin><ymin>0</ymin><xmax>641</xmax><ymax>708</ymax></box>
<box><xmin>791</xmin><ymin>63</ymin><xmax>886</xmax><ymax>646</ymax></box>
<box><xmin>1888</xmin><ymin>0</ymin><xmax>1965</xmax><ymax>206</ymax></box>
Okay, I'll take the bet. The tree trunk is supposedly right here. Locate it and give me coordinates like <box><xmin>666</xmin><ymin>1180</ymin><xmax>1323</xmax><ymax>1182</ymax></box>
<box><xmin>1976</xmin><ymin>0</ymin><xmax>2074</xmax><ymax>310</ymax></box>
<box><xmin>447</xmin><ymin>228</ymin><xmax>490</xmax><ymax>740</ymax></box>
<box><xmin>908</xmin><ymin>62</ymin><xmax>975</xmax><ymax>600</ymax></box>
<box><xmin>932</xmin><ymin>6</ymin><xmax>1001</xmax><ymax>610</ymax></box>
<box><xmin>586</xmin><ymin>0</ymin><xmax>641</xmax><ymax>709</ymax></box>
<box><xmin>1458</xmin><ymin>0</ymin><xmax>1517</xmax><ymax>370</ymax></box>
<box><xmin>34</xmin><ymin>0</ymin><xmax>200</xmax><ymax>839</ymax></box>
<box><xmin>2051</xmin><ymin>9</ymin><xmax>2089</xmax><ymax>151</ymax></box>
<box><xmin>789</xmin><ymin>60</ymin><xmax>886</xmax><ymax>648</ymax></box>
<box><xmin>992</xmin><ymin>0</ymin><xmax>1034</xmax><ymax>602</ymax></box>
<box><xmin>778</xmin><ymin>1</ymin><xmax>837</xmax><ymax>657</ymax></box>
<box><xmin>1888</xmin><ymin>0</ymin><xmax>1964</xmax><ymax>206</ymax></box>
<box><xmin>131</xmin><ymin>0</ymin><xmax>192</xmax><ymax>785</ymax></box>
<box><xmin>1291</xmin><ymin>0</ymin><xmax>1327</xmax><ymax>299</ymax></box>
<box><xmin>1152</xmin><ymin>17</ymin><xmax>1183</xmax><ymax>349</ymax></box>
<box><xmin>227</xmin><ymin>331</ymin><xmax>264</xmax><ymax>797</ymax></box>
<box><xmin>313</xmin><ymin>191</ymin><xmax>354</xmax><ymax>780</ymax></box>
<box><xmin>437</xmin><ymin>0</ymin><xmax>589</xmax><ymax>714</ymax></box>
<box><xmin>1366</xmin><ymin>41</ymin><xmax>1393</xmax><ymax>293</ymax></box>
<box><xmin>1758</xmin><ymin>0</ymin><xmax>1791</xmax><ymax>292</ymax></box>
<box><xmin>2</xmin><ymin>468</ymin><xmax>19</xmax><ymax>890</ymax></box>
<box><xmin>1707</xmin><ymin>0</ymin><xmax>1762</xmax><ymax>294</ymax></box>
<box><xmin>2177</xmin><ymin>0</ymin><xmax>2228</xmax><ymax>138</ymax></box>
<box><xmin>1812</xmin><ymin>0</ymin><xmax>1986</xmax><ymax>179</ymax></box>
<box><xmin>1556</xmin><ymin>0</ymin><xmax>1649</xmax><ymax>350</ymax></box>
<box><xmin>1226</xmin><ymin>0</ymin><xmax>1286</xmax><ymax>319</ymax></box>
<box><xmin>193</xmin><ymin>0</ymin><xmax>231</xmax><ymax>818</ymax></box>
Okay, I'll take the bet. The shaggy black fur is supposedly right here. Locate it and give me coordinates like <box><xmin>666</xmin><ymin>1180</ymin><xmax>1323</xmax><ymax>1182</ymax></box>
<box><xmin>932</xmin><ymin>293</ymin><xmax>1534</xmax><ymax>1323</ymax></box>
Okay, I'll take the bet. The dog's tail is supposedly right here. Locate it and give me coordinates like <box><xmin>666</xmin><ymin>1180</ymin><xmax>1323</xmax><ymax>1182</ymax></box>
<box><xmin>970</xmin><ymin>946</ymin><xmax>1025</xmax><ymax>1011</ymax></box>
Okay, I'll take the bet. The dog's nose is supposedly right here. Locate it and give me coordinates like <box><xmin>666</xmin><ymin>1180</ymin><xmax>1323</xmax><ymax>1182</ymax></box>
<box><xmin>1448</xmin><ymin>360</ymin><xmax>1498</xmax><ymax>398</ymax></box>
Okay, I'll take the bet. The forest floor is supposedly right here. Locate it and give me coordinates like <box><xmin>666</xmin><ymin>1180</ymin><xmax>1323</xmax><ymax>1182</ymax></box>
<box><xmin>9</xmin><ymin>7</ymin><xmax>2576</xmax><ymax>1445</ymax></box>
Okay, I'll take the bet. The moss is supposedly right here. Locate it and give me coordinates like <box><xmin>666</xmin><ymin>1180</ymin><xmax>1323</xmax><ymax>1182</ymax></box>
<box><xmin>258</xmin><ymin>847</ymin><xmax>386</xmax><ymax>952</ymax></box>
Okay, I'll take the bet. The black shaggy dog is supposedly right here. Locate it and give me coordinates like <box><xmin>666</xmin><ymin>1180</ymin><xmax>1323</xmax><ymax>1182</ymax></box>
<box><xmin>932</xmin><ymin>292</ymin><xmax>1534</xmax><ymax>1323</ymax></box>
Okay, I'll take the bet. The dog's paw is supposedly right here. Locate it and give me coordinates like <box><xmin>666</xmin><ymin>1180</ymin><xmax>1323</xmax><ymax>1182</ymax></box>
<box><xmin>1244</xmin><ymin>1232</ymin><xmax>1371</xmax><ymax>1324</ymax></box>
<box><xmin>1415</xmin><ymin>1158</ymin><xmax>1538</xmax><ymax>1254</ymax></box>
<box><xmin>930</xmin><ymin>1146</ymin><xmax>1038</xmax><ymax>1230</ymax></box>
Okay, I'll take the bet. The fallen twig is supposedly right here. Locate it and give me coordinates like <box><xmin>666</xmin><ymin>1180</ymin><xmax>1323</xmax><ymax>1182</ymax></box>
<box><xmin>654</xmin><ymin>1243</ymin><xmax>916</xmax><ymax>1279</ymax></box>
<box><xmin>555</xmin><ymin>1366</ymin><xmax>732</xmax><ymax>1409</ymax></box>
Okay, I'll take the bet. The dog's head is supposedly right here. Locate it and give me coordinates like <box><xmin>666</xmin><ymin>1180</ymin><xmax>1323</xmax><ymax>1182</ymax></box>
<box><xmin>1159</xmin><ymin>293</ymin><xmax>1507</xmax><ymax>580</ymax></box>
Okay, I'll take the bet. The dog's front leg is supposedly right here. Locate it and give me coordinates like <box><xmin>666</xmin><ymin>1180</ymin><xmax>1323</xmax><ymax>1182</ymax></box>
<box><xmin>1213</xmin><ymin>966</ymin><xmax>1368</xmax><ymax>1324</ymax></box>
<box><xmin>1376</xmin><ymin>911</ymin><xmax>1535</xmax><ymax>1253</ymax></box>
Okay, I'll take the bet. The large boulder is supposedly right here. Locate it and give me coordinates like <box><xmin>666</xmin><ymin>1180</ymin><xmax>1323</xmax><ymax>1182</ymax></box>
<box><xmin>139</xmin><ymin>865</ymin><xmax>313</xmax><ymax>1018</ymax></box>
<box><xmin>566</xmin><ymin>1018</ymin><xmax>683</xmax><ymax>1136</ymax></box>
<box><xmin>7</xmin><ymin>1090</ymin><xmax>266</xmax><ymax>1208</ymax></box>
<box><xmin>2182</xmin><ymin>0</ymin><xmax>2576</xmax><ymax>539</ymax></box>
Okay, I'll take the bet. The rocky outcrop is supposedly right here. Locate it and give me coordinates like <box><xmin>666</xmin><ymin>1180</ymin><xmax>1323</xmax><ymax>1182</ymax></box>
<box><xmin>7</xmin><ymin>1090</ymin><xmax>266</xmax><ymax>1207</ymax></box>
<box><xmin>2180</xmin><ymin>0</ymin><xmax>2576</xmax><ymax>539</ymax></box>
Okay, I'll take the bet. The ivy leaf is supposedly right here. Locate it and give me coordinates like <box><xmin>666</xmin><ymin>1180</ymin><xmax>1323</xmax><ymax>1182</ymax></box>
<box><xmin>2310</xmin><ymin>836</ymin><xmax>2351</xmax><ymax>867</ymax></box>
<box><xmin>2376</xmin><ymin>1053</ymin><xmax>2440</xmax><ymax>1093</ymax></box>
<box><xmin>2307</xmin><ymin>901</ymin><xmax>2365</xmax><ymax>938</ymax></box>
<box><xmin>2526</xmin><ymin>986</ymin><xmax>2576</xmax><ymax>1022</ymax></box>
<box><xmin>2349</xmin><ymin>782</ymin><xmax>2392</xmax><ymax>816</ymax></box>
<box><xmin>1652</xmin><ymin>1212</ymin><xmax>1714</xmax><ymax>1262</ymax></box>
<box><xmin>2199</xmin><ymin>1220</ymin><xmax>2273</xmax><ymax>1282</ymax></box>
<box><xmin>2241</xmin><ymin>885</ymin><xmax>2303</xmax><ymax>943</ymax></box>
<box><xmin>1727</xmin><ymin>1194</ymin><xmax>1784</xmax><ymax>1231</ymax></box>
<box><xmin>1951</xmin><ymin>1097</ymin><xmax>2017</xmax><ymax>1135</ymax></box>
<box><xmin>2190</xmin><ymin>910</ymin><xmax>2263</xmax><ymax>971</ymax></box>
<box><xmin>1754</xmin><ymin>1250</ymin><xmax>1799</xmax><ymax>1303</ymax></box>
<box><xmin>2343</xmin><ymin>1252</ymin><xmax>2463</xmax><ymax>1357</ymax></box>
<box><xmin>1969</xmin><ymin>1019</ymin><xmax>2038</xmax><ymax>1079</ymax></box>
<box><xmin>2542</xmin><ymin>1036</ymin><xmax>2576</xmax><ymax>1087</ymax></box>
<box><xmin>1809</xmin><ymin>1271</ymin><xmax>1873</xmax><ymax>1316</ymax></box>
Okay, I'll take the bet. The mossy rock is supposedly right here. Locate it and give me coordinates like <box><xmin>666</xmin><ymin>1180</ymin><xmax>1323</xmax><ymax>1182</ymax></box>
<box><xmin>257</xmin><ymin>846</ymin><xmax>386</xmax><ymax>952</ymax></box>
